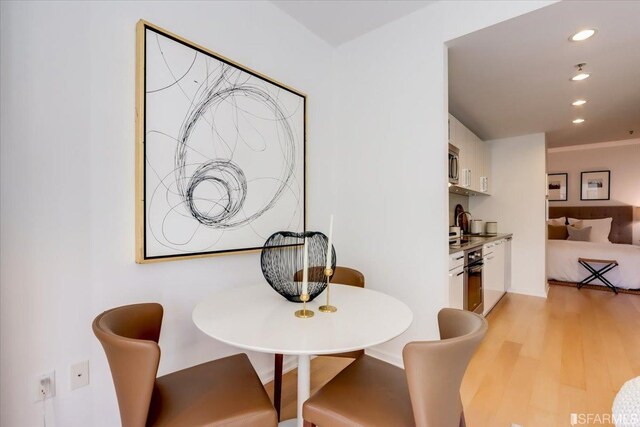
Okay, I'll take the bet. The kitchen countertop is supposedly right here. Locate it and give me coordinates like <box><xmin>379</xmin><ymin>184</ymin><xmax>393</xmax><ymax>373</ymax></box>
<box><xmin>449</xmin><ymin>233</ymin><xmax>512</xmax><ymax>254</ymax></box>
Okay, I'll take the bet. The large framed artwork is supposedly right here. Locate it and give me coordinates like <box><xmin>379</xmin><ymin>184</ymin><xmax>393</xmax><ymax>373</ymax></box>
<box><xmin>548</xmin><ymin>173</ymin><xmax>568</xmax><ymax>202</ymax></box>
<box><xmin>136</xmin><ymin>21</ymin><xmax>306</xmax><ymax>263</ymax></box>
<box><xmin>580</xmin><ymin>170</ymin><xmax>610</xmax><ymax>201</ymax></box>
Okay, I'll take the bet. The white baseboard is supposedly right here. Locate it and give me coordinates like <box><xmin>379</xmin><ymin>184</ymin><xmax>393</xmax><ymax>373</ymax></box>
<box><xmin>365</xmin><ymin>347</ymin><xmax>404</xmax><ymax>368</ymax></box>
<box><xmin>257</xmin><ymin>355</ymin><xmax>299</xmax><ymax>384</ymax></box>
<box><xmin>507</xmin><ymin>287</ymin><xmax>548</xmax><ymax>299</ymax></box>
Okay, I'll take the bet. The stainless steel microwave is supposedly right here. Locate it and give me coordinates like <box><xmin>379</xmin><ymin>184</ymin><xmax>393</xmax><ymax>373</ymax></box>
<box><xmin>448</xmin><ymin>144</ymin><xmax>459</xmax><ymax>185</ymax></box>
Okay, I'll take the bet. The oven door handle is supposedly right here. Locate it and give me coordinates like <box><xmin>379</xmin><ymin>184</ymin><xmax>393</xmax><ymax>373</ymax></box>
<box><xmin>467</xmin><ymin>263</ymin><xmax>483</xmax><ymax>273</ymax></box>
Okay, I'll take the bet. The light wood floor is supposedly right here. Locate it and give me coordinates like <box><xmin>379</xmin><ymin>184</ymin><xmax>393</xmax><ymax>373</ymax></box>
<box><xmin>265</xmin><ymin>285</ymin><xmax>640</xmax><ymax>426</ymax></box>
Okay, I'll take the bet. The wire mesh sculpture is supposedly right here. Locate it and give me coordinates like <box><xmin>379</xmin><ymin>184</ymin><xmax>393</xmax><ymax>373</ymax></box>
<box><xmin>261</xmin><ymin>231</ymin><xmax>337</xmax><ymax>302</ymax></box>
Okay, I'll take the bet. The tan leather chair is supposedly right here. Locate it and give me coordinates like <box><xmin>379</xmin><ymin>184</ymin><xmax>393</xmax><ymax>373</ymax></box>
<box><xmin>93</xmin><ymin>303</ymin><xmax>277</xmax><ymax>427</ymax></box>
<box><xmin>302</xmin><ymin>308</ymin><xmax>488</xmax><ymax>427</ymax></box>
<box><xmin>274</xmin><ymin>266</ymin><xmax>365</xmax><ymax>420</ymax></box>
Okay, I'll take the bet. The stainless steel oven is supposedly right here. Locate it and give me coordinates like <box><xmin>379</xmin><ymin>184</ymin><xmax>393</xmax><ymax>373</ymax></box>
<box><xmin>448</xmin><ymin>143</ymin><xmax>459</xmax><ymax>185</ymax></box>
<box><xmin>464</xmin><ymin>247</ymin><xmax>484</xmax><ymax>314</ymax></box>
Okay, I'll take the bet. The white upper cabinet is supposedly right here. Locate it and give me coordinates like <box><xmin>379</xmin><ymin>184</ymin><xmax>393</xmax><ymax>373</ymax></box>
<box><xmin>482</xmin><ymin>138</ymin><xmax>491</xmax><ymax>193</ymax></box>
<box><xmin>475</xmin><ymin>134</ymin><xmax>490</xmax><ymax>193</ymax></box>
<box><xmin>448</xmin><ymin>114</ymin><xmax>491</xmax><ymax>194</ymax></box>
<box><xmin>465</xmin><ymin>126</ymin><xmax>476</xmax><ymax>190</ymax></box>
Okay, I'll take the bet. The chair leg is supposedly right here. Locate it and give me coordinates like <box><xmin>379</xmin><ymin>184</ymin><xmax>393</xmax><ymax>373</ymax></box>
<box><xmin>274</xmin><ymin>353</ymin><xmax>284</xmax><ymax>421</ymax></box>
<box><xmin>460</xmin><ymin>410</ymin><xmax>467</xmax><ymax>427</ymax></box>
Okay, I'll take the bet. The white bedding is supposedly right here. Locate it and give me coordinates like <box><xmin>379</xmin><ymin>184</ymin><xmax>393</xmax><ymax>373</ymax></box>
<box><xmin>547</xmin><ymin>240</ymin><xmax>640</xmax><ymax>289</ymax></box>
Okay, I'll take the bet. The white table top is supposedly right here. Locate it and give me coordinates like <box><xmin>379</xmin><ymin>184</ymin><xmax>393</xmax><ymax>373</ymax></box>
<box><xmin>193</xmin><ymin>283</ymin><xmax>413</xmax><ymax>355</ymax></box>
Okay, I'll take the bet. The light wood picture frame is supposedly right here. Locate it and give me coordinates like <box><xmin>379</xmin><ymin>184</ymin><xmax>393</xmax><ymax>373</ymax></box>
<box><xmin>136</xmin><ymin>20</ymin><xmax>307</xmax><ymax>263</ymax></box>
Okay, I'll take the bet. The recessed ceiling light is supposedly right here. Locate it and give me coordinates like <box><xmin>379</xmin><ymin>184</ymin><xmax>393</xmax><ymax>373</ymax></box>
<box><xmin>571</xmin><ymin>63</ymin><xmax>590</xmax><ymax>81</ymax></box>
<box><xmin>572</xmin><ymin>99</ymin><xmax>587</xmax><ymax>106</ymax></box>
<box><xmin>573</xmin><ymin>118</ymin><xmax>585</xmax><ymax>124</ymax></box>
<box><xmin>570</xmin><ymin>29</ymin><xmax>596</xmax><ymax>42</ymax></box>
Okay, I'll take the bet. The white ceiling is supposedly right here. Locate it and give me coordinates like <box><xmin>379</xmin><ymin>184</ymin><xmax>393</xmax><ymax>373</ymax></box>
<box><xmin>448</xmin><ymin>1</ymin><xmax>640</xmax><ymax>148</ymax></box>
<box><xmin>272</xmin><ymin>0</ymin><xmax>433</xmax><ymax>47</ymax></box>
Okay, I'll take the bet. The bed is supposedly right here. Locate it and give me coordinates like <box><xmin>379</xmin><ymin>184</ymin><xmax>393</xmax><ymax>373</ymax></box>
<box><xmin>547</xmin><ymin>206</ymin><xmax>640</xmax><ymax>290</ymax></box>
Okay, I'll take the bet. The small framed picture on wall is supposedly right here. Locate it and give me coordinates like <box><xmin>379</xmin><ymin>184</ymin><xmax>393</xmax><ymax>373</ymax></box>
<box><xmin>548</xmin><ymin>173</ymin><xmax>568</xmax><ymax>201</ymax></box>
<box><xmin>581</xmin><ymin>170</ymin><xmax>610</xmax><ymax>201</ymax></box>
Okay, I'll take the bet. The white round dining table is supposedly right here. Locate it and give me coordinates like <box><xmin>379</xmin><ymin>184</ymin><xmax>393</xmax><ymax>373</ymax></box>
<box><xmin>192</xmin><ymin>283</ymin><xmax>413</xmax><ymax>427</ymax></box>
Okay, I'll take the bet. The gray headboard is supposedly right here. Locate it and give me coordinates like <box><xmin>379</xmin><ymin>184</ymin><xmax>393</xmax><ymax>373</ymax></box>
<box><xmin>548</xmin><ymin>205</ymin><xmax>633</xmax><ymax>244</ymax></box>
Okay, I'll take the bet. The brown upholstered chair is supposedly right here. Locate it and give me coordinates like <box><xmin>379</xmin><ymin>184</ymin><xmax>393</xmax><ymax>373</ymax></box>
<box><xmin>302</xmin><ymin>308</ymin><xmax>488</xmax><ymax>427</ymax></box>
<box><xmin>93</xmin><ymin>303</ymin><xmax>277</xmax><ymax>427</ymax></box>
<box><xmin>274</xmin><ymin>266</ymin><xmax>365</xmax><ymax>420</ymax></box>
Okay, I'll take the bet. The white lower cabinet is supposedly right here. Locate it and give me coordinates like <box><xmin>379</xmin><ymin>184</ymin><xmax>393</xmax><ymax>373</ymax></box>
<box><xmin>504</xmin><ymin>238</ymin><xmax>512</xmax><ymax>291</ymax></box>
<box><xmin>483</xmin><ymin>239</ymin><xmax>506</xmax><ymax>315</ymax></box>
<box><xmin>449</xmin><ymin>251</ymin><xmax>464</xmax><ymax>310</ymax></box>
<box><xmin>449</xmin><ymin>240</ymin><xmax>511</xmax><ymax>315</ymax></box>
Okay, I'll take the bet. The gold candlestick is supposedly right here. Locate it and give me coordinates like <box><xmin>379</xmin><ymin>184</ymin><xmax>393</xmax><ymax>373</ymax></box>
<box><xmin>319</xmin><ymin>268</ymin><xmax>337</xmax><ymax>313</ymax></box>
<box><xmin>295</xmin><ymin>293</ymin><xmax>314</xmax><ymax>318</ymax></box>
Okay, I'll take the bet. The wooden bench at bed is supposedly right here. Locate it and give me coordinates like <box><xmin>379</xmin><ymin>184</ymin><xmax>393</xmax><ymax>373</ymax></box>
<box><xmin>578</xmin><ymin>258</ymin><xmax>619</xmax><ymax>294</ymax></box>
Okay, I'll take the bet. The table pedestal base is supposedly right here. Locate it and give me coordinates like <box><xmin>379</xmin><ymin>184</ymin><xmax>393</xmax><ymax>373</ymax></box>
<box><xmin>278</xmin><ymin>354</ymin><xmax>311</xmax><ymax>427</ymax></box>
<box><xmin>296</xmin><ymin>355</ymin><xmax>310</xmax><ymax>427</ymax></box>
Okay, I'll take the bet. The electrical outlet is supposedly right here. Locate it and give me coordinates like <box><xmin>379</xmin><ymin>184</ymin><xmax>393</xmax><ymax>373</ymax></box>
<box><xmin>70</xmin><ymin>360</ymin><xmax>89</xmax><ymax>390</ymax></box>
<box><xmin>34</xmin><ymin>371</ymin><xmax>55</xmax><ymax>402</ymax></box>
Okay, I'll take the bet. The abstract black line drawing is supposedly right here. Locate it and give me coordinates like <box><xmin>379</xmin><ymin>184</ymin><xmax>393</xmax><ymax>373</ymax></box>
<box><xmin>136</xmin><ymin>21</ymin><xmax>306</xmax><ymax>263</ymax></box>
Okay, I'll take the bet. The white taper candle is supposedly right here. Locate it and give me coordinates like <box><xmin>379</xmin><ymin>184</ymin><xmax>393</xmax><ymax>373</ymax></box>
<box><xmin>326</xmin><ymin>215</ymin><xmax>334</xmax><ymax>270</ymax></box>
<box><xmin>302</xmin><ymin>238</ymin><xmax>309</xmax><ymax>295</ymax></box>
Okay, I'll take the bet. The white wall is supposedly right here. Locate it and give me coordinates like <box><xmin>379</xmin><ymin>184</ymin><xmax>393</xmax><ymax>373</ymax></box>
<box><xmin>329</xmin><ymin>1</ymin><xmax>553</xmax><ymax>364</ymax></box>
<box><xmin>1</xmin><ymin>0</ymin><xmax>555</xmax><ymax>425</ymax></box>
<box><xmin>470</xmin><ymin>134</ymin><xmax>548</xmax><ymax>297</ymax></box>
<box><xmin>0</xmin><ymin>2</ymin><xmax>334</xmax><ymax>426</ymax></box>
<box><xmin>548</xmin><ymin>139</ymin><xmax>640</xmax><ymax>244</ymax></box>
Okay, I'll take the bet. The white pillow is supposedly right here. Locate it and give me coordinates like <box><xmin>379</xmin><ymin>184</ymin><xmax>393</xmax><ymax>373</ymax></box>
<box><xmin>568</xmin><ymin>217</ymin><xmax>612</xmax><ymax>243</ymax></box>
<box><xmin>547</xmin><ymin>217</ymin><xmax>566</xmax><ymax>226</ymax></box>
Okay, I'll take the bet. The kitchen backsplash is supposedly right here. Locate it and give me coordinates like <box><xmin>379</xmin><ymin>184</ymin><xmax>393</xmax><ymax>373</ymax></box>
<box><xmin>449</xmin><ymin>193</ymin><xmax>469</xmax><ymax>226</ymax></box>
